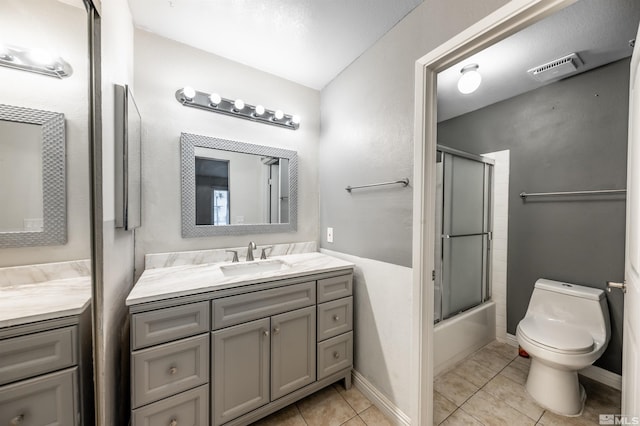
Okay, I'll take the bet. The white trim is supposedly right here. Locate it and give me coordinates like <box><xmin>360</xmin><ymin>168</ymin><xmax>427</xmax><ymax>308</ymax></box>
<box><xmin>352</xmin><ymin>370</ymin><xmax>411</xmax><ymax>426</ymax></box>
<box><xmin>505</xmin><ymin>333</ymin><xmax>622</xmax><ymax>390</ymax></box>
<box><xmin>411</xmin><ymin>1</ymin><xmax>579</xmax><ymax>424</ymax></box>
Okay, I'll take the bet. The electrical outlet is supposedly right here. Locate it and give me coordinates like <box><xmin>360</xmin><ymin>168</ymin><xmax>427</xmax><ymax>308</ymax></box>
<box><xmin>327</xmin><ymin>227</ymin><xmax>334</xmax><ymax>243</ymax></box>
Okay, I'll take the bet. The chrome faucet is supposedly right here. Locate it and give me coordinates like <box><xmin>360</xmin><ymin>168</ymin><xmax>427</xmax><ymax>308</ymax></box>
<box><xmin>246</xmin><ymin>241</ymin><xmax>257</xmax><ymax>261</ymax></box>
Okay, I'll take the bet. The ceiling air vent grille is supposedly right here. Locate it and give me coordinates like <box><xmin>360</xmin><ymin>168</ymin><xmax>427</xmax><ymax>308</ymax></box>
<box><xmin>527</xmin><ymin>53</ymin><xmax>583</xmax><ymax>83</ymax></box>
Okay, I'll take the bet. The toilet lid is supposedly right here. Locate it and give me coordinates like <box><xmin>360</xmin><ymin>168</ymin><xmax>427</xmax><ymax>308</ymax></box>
<box><xmin>519</xmin><ymin>317</ymin><xmax>594</xmax><ymax>353</ymax></box>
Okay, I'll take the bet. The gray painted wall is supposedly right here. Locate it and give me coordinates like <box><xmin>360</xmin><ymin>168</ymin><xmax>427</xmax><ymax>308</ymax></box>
<box><xmin>438</xmin><ymin>59</ymin><xmax>629</xmax><ymax>374</ymax></box>
<box><xmin>318</xmin><ymin>0</ymin><xmax>510</xmax><ymax>268</ymax></box>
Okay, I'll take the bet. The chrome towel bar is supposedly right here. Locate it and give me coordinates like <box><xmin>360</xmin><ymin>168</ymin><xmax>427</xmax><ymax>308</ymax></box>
<box><xmin>345</xmin><ymin>178</ymin><xmax>410</xmax><ymax>193</ymax></box>
<box><xmin>520</xmin><ymin>189</ymin><xmax>627</xmax><ymax>199</ymax></box>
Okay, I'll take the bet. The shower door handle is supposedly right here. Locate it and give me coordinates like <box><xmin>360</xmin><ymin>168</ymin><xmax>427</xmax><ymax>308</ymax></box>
<box><xmin>442</xmin><ymin>232</ymin><xmax>490</xmax><ymax>238</ymax></box>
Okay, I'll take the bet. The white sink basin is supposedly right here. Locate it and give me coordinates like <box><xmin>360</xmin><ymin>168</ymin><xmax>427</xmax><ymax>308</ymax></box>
<box><xmin>220</xmin><ymin>259</ymin><xmax>290</xmax><ymax>277</ymax></box>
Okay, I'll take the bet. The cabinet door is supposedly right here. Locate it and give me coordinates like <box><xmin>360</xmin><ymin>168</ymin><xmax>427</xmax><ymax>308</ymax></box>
<box><xmin>271</xmin><ymin>306</ymin><xmax>316</xmax><ymax>400</ymax></box>
<box><xmin>212</xmin><ymin>318</ymin><xmax>270</xmax><ymax>426</ymax></box>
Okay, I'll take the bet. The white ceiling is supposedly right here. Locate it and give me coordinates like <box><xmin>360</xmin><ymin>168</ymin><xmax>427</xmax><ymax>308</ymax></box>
<box><xmin>437</xmin><ymin>0</ymin><xmax>640</xmax><ymax>122</ymax></box>
<box><xmin>128</xmin><ymin>0</ymin><xmax>423</xmax><ymax>90</ymax></box>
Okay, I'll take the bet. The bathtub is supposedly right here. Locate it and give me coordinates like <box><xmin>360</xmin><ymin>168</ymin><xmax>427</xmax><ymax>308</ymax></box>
<box><xmin>434</xmin><ymin>300</ymin><xmax>496</xmax><ymax>375</ymax></box>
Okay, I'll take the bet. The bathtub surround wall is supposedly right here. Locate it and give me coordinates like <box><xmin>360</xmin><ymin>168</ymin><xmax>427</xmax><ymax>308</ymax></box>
<box><xmin>133</xmin><ymin>30</ymin><xmax>320</xmax><ymax>275</ymax></box>
<box><xmin>438</xmin><ymin>59</ymin><xmax>629</xmax><ymax>375</ymax></box>
<box><xmin>483</xmin><ymin>150</ymin><xmax>510</xmax><ymax>341</ymax></box>
<box><xmin>0</xmin><ymin>1</ymin><xmax>90</xmax><ymax>267</ymax></box>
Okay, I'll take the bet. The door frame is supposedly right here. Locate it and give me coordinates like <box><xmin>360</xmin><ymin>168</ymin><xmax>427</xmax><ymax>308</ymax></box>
<box><xmin>410</xmin><ymin>0</ymin><xmax>578</xmax><ymax>423</ymax></box>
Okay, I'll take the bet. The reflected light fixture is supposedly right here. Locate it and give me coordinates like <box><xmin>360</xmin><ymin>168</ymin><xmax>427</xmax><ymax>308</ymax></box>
<box><xmin>175</xmin><ymin>87</ymin><xmax>300</xmax><ymax>130</ymax></box>
<box><xmin>0</xmin><ymin>43</ymin><xmax>72</xmax><ymax>78</ymax></box>
<box><xmin>457</xmin><ymin>64</ymin><xmax>482</xmax><ymax>94</ymax></box>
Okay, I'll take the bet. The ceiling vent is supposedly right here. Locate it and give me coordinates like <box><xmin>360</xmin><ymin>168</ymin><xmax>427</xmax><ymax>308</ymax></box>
<box><xmin>527</xmin><ymin>53</ymin><xmax>583</xmax><ymax>83</ymax></box>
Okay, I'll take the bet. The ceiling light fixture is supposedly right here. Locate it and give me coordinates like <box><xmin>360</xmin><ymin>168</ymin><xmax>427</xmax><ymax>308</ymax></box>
<box><xmin>457</xmin><ymin>64</ymin><xmax>482</xmax><ymax>94</ymax></box>
<box><xmin>175</xmin><ymin>88</ymin><xmax>300</xmax><ymax>130</ymax></box>
<box><xmin>0</xmin><ymin>44</ymin><xmax>72</xmax><ymax>78</ymax></box>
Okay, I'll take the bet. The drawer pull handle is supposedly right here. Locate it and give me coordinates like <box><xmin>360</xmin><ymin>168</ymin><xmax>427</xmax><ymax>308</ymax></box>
<box><xmin>273</xmin><ymin>327</ymin><xmax>280</xmax><ymax>335</ymax></box>
<box><xmin>168</xmin><ymin>366</ymin><xmax>178</xmax><ymax>375</ymax></box>
<box><xmin>333</xmin><ymin>315</ymin><xmax>340</xmax><ymax>321</ymax></box>
<box><xmin>263</xmin><ymin>330</ymin><xmax>269</xmax><ymax>337</ymax></box>
<box><xmin>10</xmin><ymin>414</ymin><xmax>24</xmax><ymax>425</ymax></box>
<box><xmin>333</xmin><ymin>351</ymin><xmax>341</xmax><ymax>360</ymax></box>
<box><xmin>169</xmin><ymin>418</ymin><xmax>178</xmax><ymax>426</ymax></box>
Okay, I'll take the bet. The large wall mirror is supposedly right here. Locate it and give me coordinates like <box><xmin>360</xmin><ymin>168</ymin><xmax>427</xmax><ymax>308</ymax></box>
<box><xmin>181</xmin><ymin>132</ymin><xmax>298</xmax><ymax>237</ymax></box>
<box><xmin>0</xmin><ymin>104</ymin><xmax>66</xmax><ymax>247</ymax></box>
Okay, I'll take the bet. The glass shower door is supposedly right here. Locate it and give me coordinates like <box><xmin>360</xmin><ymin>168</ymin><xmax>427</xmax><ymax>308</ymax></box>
<box><xmin>437</xmin><ymin>151</ymin><xmax>492</xmax><ymax>321</ymax></box>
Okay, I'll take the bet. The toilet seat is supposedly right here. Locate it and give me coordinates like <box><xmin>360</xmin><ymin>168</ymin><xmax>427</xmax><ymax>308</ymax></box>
<box><xmin>518</xmin><ymin>317</ymin><xmax>594</xmax><ymax>354</ymax></box>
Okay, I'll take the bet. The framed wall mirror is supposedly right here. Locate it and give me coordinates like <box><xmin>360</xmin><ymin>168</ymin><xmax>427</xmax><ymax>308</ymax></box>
<box><xmin>0</xmin><ymin>104</ymin><xmax>66</xmax><ymax>248</ymax></box>
<box><xmin>180</xmin><ymin>132</ymin><xmax>298</xmax><ymax>237</ymax></box>
<box><xmin>115</xmin><ymin>84</ymin><xmax>142</xmax><ymax>230</ymax></box>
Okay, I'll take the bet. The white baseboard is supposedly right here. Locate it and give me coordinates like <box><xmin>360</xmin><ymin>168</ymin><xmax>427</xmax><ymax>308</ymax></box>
<box><xmin>351</xmin><ymin>370</ymin><xmax>411</xmax><ymax>426</ymax></box>
<box><xmin>504</xmin><ymin>333</ymin><xmax>622</xmax><ymax>391</ymax></box>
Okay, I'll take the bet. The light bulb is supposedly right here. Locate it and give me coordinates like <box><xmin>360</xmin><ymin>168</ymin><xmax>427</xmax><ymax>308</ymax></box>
<box><xmin>254</xmin><ymin>105</ymin><xmax>265</xmax><ymax>116</ymax></box>
<box><xmin>182</xmin><ymin>86</ymin><xmax>196</xmax><ymax>100</ymax></box>
<box><xmin>233</xmin><ymin>99</ymin><xmax>245</xmax><ymax>111</ymax></box>
<box><xmin>274</xmin><ymin>109</ymin><xmax>284</xmax><ymax>120</ymax></box>
<box><xmin>209</xmin><ymin>93</ymin><xmax>221</xmax><ymax>106</ymax></box>
<box><xmin>457</xmin><ymin>64</ymin><xmax>481</xmax><ymax>95</ymax></box>
<box><xmin>30</xmin><ymin>48</ymin><xmax>56</xmax><ymax>69</ymax></box>
<box><xmin>291</xmin><ymin>114</ymin><xmax>301</xmax><ymax>125</ymax></box>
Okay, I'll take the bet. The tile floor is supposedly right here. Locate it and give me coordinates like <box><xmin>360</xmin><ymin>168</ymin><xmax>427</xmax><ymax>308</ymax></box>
<box><xmin>434</xmin><ymin>341</ymin><xmax>622</xmax><ymax>426</ymax></box>
<box><xmin>251</xmin><ymin>382</ymin><xmax>394</xmax><ymax>426</ymax></box>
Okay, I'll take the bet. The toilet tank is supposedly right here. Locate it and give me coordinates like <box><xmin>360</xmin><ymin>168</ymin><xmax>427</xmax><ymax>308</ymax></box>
<box><xmin>526</xmin><ymin>278</ymin><xmax>610</xmax><ymax>345</ymax></box>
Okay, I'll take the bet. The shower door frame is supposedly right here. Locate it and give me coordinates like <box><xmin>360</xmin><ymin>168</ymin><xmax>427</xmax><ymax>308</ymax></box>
<box><xmin>410</xmin><ymin>0</ymin><xmax>577</xmax><ymax>424</ymax></box>
<box><xmin>435</xmin><ymin>145</ymin><xmax>494</xmax><ymax>324</ymax></box>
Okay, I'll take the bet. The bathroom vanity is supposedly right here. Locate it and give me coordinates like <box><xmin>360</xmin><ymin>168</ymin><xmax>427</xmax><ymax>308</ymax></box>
<box><xmin>0</xmin><ymin>263</ymin><xmax>92</xmax><ymax>426</ymax></box>
<box><xmin>126</xmin><ymin>251</ymin><xmax>354</xmax><ymax>426</ymax></box>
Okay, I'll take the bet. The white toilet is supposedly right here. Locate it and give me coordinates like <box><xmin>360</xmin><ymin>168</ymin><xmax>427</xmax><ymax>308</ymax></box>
<box><xmin>516</xmin><ymin>278</ymin><xmax>610</xmax><ymax>416</ymax></box>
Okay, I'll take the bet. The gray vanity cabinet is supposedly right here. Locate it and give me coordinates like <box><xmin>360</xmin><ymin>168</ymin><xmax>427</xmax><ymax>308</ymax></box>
<box><xmin>129</xmin><ymin>269</ymin><xmax>354</xmax><ymax>426</ymax></box>
<box><xmin>212</xmin><ymin>318</ymin><xmax>270</xmax><ymax>426</ymax></box>
<box><xmin>270</xmin><ymin>306</ymin><xmax>316</xmax><ymax>400</ymax></box>
<box><xmin>0</xmin><ymin>308</ymin><xmax>92</xmax><ymax>426</ymax></box>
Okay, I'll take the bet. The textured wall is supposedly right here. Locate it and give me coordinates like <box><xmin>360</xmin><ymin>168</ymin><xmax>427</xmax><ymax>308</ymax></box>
<box><xmin>133</xmin><ymin>30</ymin><xmax>320</xmax><ymax>273</ymax></box>
<box><xmin>438</xmin><ymin>59</ymin><xmax>629</xmax><ymax>374</ymax></box>
<box><xmin>319</xmin><ymin>0</ymin><xmax>510</xmax><ymax>267</ymax></box>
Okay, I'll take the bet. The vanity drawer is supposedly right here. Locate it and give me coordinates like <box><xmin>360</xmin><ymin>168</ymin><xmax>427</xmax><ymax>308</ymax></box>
<box><xmin>132</xmin><ymin>301</ymin><xmax>210</xmax><ymax>350</ymax></box>
<box><xmin>317</xmin><ymin>332</ymin><xmax>353</xmax><ymax>380</ymax></box>
<box><xmin>317</xmin><ymin>297</ymin><xmax>353</xmax><ymax>341</ymax></box>
<box><xmin>0</xmin><ymin>326</ymin><xmax>77</xmax><ymax>386</ymax></box>
<box><xmin>132</xmin><ymin>334</ymin><xmax>209</xmax><ymax>408</ymax></box>
<box><xmin>0</xmin><ymin>367</ymin><xmax>77</xmax><ymax>426</ymax></box>
<box><xmin>132</xmin><ymin>384</ymin><xmax>208</xmax><ymax>426</ymax></box>
<box><xmin>317</xmin><ymin>275</ymin><xmax>353</xmax><ymax>303</ymax></box>
<box><xmin>212</xmin><ymin>281</ymin><xmax>316</xmax><ymax>330</ymax></box>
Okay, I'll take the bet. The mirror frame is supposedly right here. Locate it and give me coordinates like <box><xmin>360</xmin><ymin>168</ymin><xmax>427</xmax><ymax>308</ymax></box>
<box><xmin>0</xmin><ymin>103</ymin><xmax>66</xmax><ymax>248</ymax></box>
<box><xmin>180</xmin><ymin>132</ymin><xmax>298</xmax><ymax>237</ymax></box>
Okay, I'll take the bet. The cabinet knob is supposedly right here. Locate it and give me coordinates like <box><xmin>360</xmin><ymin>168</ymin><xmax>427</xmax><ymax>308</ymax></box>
<box><xmin>10</xmin><ymin>414</ymin><xmax>24</xmax><ymax>425</ymax></box>
<box><xmin>168</xmin><ymin>366</ymin><xmax>178</xmax><ymax>375</ymax></box>
<box><xmin>263</xmin><ymin>330</ymin><xmax>269</xmax><ymax>337</ymax></box>
<box><xmin>333</xmin><ymin>351</ymin><xmax>340</xmax><ymax>360</ymax></box>
<box><xmin>333</xmin><ymin>315</ymin><xmax>340</xmax><ymax>322</ymax></box>
<box><xmin>169</xmin><ymin>419</ymin><xmax>178</xmax><ymax>426</ymax></box>
<box><xmin>273</xmin><ymin>327</ymin><xmax>280</xmax><ymax>335</ymax></box>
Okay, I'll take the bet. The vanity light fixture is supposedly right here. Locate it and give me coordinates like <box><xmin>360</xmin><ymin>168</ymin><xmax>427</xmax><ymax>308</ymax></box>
<box><xmin>457</xmin><ymin>64</ymin><xmax>482</xmax><ymax>94</ymax></box>
<box><xmin>0</xmin><ymin>43</ymin><xmax>73</xmax><ymax>78</ymax></box>
<box><xmin>175</xmin><ymin>87</ymin><xmax>300</xmax><ymax>130</ymax></box>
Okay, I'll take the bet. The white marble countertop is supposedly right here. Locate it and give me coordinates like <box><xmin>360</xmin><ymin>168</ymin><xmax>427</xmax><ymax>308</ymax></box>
<box><xmin>127</xmin><ymin>252</ymin><xmax>354</xmax><ymax>306</ymax></box>
<box><xmin>0</xmin><ymin>275</ymin><xmax>92</xmax><ymax>328</ymax></box>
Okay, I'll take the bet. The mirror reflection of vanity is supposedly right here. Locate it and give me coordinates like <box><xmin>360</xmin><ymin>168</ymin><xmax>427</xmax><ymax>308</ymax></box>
<box><xmin>181</xmin><ymin>132</ymin><xmax>298</xmax><ymax>237</ymax></box>
<box><xmin>0</xmin><ymin>0</ymin><xmax>96</xmax><ymax>424</ymax></box>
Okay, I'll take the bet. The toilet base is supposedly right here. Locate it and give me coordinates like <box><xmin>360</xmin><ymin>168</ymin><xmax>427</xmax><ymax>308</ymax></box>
<box><xmin>525</xmin><ymin>358</ymin><xmax>586</xmax><ymax>416</ymax></box>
